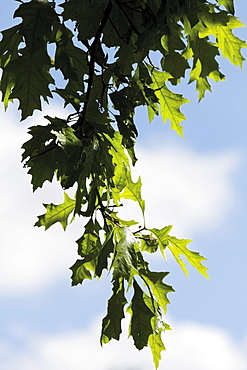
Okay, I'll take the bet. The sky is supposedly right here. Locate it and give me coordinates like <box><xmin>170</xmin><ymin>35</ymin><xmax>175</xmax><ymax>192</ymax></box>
<box><xmin>0</xmin><ymin>1</ymin><xmax>247</xmax><ymax>369</ymax></box>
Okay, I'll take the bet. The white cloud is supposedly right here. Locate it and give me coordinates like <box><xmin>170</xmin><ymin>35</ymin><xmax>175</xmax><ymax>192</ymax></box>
<box><xmin>0</xmin><ymin>105</ymin><xmax>79</xmax><ymax>295</ymax></box>
<box><xmin>1</xmin><ymin>318</ymin><xmax>247</xmax><ymax>370</ymax></box>
<box><xmin>118</xmin><ymin>144</ymin><xmax>242</xmax><ymax>237</ymax></box>
<box><xmin>164</xmin><ymin>320</ymin><xmax>247</xmax><ymax>370</ymax></box>
<box><xmin>0</xmin><ymin>223</ymin><xmax>77</xmax><ymax>295</ymax></box>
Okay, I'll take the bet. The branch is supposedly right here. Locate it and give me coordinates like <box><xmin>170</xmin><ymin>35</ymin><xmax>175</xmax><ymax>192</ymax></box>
<box><xmin>76</xmin><ymin>0</ymin><xmax>113</xmax><ymax>134</ymax></box>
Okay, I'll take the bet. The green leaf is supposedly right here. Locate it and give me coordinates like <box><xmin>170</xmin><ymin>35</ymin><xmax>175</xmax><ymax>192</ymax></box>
<box><xmin>191</xmin><ymin>38</ymin><xmax>220</xmax><ymax>78</ymax></box>
<box><xmin>6</xmin><ymin>48</ymin><xmax>54</xmax><ymax>119</ymax></box>
<box><xmin>140</xmin><ymin>271</ymin><xmax>175</xmax><ymax>314</ymax></box>
<box><xmin>52</xmin><ymin>126</ymin><xmax>82</xmax><ymax>148</ymax></box>
<box><xmin>101</xmin><ymin>278</ymin><xmax>127</xmax><ymax>344</ymax></box>
<box><xmin>142</xmin><ymin>293</ymin><xmax>169</xmax><ymax>369</ymax></box>
<box><xmin>113</xmin><ymin>227</ymin><xmax>138</xmax><ymax>280</ymax></box>
<box><xmin>149</xmin><ymin>67</ymin><xmax>189</xmax><ymax>136</ymax></box>
<box><xmin>128</xmin><ymin>280</ymin><xmax>154</xmax><ymax>350</ymax></box>
<box><xmin>139</xmin><ymin>236</ymin><xmax>159</xmax><ymax>254</ymax></box>
<box><xmin>95</xmin><ymin>231</ymin><xmax>114</xmax><ymax>278</ymax></box>
<box><xmin>61</xmin><ymin>0</ymin><xmax>109</xmax><ymax>41</ymax></box>
<box><xmin>149</xmin><ymin>330</ymin><xmax>165</xmax><ymax>369</ymax></box>
<box><xmin>0</xmin><ymin>25</ymin><xmax>23</xmax><ymax>108</ymax></box>
<box><xmin>167</xmin><ymin>236</ymin><xmax>209</xmax><ymax>279</ymax></box>
<box><xmin>217</xmin><ymin>0</ymin><xmax>234</xmax><ymax>15</ymax></box>
<box><xmin>189</xmin><ymin>59</ymin><xmax>212</xmax><ymax>100</ymax></box>
<box><xmin>0</xmin><ymin>25</ymin><xmax>22</xmax><ymax>59</ymax></box>
<box><xmin>70</xmin><ymin>259</ymin><xmax>92</xmax><ymax>286</ymax></box>
<box><xmin>198</xmin><ymin>12</ymin><xmax>247</xmax><ymax>68</ymax></box>
<box><xmin>0</xmin><ymin>69</ymin><xmax>15</xmax><ymax>109</ymax></box>
<box><xmin>54</xmin><ymin>22</ymin><xmax>87</xmax><ymax>81</ymax></box>
<box><xmin>161</xmin><ymin>52</ymin><xmax>190</xmax><ymax>82</ymax></box>
<box><xmin>76</xmin><ymin>226</ymin><xmax>102</xmax><ymax>272</ymax></box>
<box><xmin>35</xmin><ymin>192</ymin><xmax>75</xmax><ymax>230</ymax></box>
<box><xmin>26</xmin><ymin>143</ymin><xmax>69</xmax><ymax>191</ymax></box>
<box><xmin>149</xmin><ymin>226</ymin><xmax>173</xmax><ymax>259</ymax></box>
<box><xmin>149</xmin><ymin>316</ymin><xmax>167</xmax><ymax>369</ymax></box>
<box><xmin>14</xmin><ymin>1</ymin><xmax>58</xmax><ymax>53</ymax></box>
<box><xmin>120</xmin><ymin>172</ymin><xmax>145</xmax><ymax>217</ymax></box>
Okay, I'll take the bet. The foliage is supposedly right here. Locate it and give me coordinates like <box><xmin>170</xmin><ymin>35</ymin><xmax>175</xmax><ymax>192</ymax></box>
<box><xmin>0</xmin><ymin>0</ymin><xmax>246</xmax><ymax>367</ymax></box>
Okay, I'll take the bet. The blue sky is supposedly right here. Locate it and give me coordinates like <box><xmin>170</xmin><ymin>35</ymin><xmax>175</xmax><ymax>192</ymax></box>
<box><xmin>0</xmin><ymin>1</ymin><xmax>247</xmax><ymax>369</ymax></box>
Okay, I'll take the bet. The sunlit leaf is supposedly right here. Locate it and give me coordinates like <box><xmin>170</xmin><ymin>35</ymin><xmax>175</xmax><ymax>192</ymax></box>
<box><xmin>149</xmin><ymin>68</ymin><xmax>189</xmax><ymax>136</ymax></box>
<box><xmin>120</xmin><ymin>172</ymin><xmax>145</xmax><ymax>216</ymax></box>
<box><xmin>168</xmin><ymin>236</ymin><xmax>209</xmax><ymax>279</ymax></box>
<box><xmin>140</xmin><ymin>270</ymin><xmax>175</xmax><ymax>313</ymax></box>
<box><xmin>35</xmin><ymin>192</ymin><xmax>75</xmax><ymax>230</ymax></box>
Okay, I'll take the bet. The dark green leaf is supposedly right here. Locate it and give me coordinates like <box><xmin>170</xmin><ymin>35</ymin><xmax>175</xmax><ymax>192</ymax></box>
<box><xmin>128</xmin><ymin>280</ymin><xmax>154</xmax><ymax>350</ymax></box>
<box><xmin>14</xmin><ymin>1</ymin><xmax>58</xmax><ymax>53</ymax></box>
<box><xmin>70</xmin><ymin>259</ymin><xmax>92</xmax><ymax>286</ymax></box>
<box><xmin>101</xmin><ymin>278</ymin><xmax>127</xmax><ymax>343</ymax></box>
<box><xmin>6</xmin><ymin>48</ymin><xmax>54</xmax><ymax>119</ymax></box>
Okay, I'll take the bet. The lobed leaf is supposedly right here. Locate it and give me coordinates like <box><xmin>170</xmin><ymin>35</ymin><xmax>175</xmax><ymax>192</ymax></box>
<box><xmin>149</xmin><ymin>68</ymin><xmax>189</xmax><ymax>136</ymax></box>
<box><xmin>198</xmin><ymin>12</ymin><xmax>247</xmax><ymax>68</ymax></box>
<box><xmin>128</xmin><ymin>280</ymin><xmax>154</xmax><ymax>350</ymax></box>
<box><xmin>70</xmin><ymin>259</ymin><xmax>92</xmax><ymax>286</ymax></box>
<box><xmin>101</xmin><ymin>278</ymin><xmax>127</xmax><ymax>344</ymax></box>
<box><xmin>149</xmin><ymin>226</ymin><xmax>172</xmax><ymax>259</ymax></box>
<box><xmin>14</xmin><ymin>0</ymin><xmax>58</xmax><ymax>53</ymax></box>
<box><xmin>6</xmin><ymin>49</ymin><xmax>54</xmax><ymax>119</ymax></box>
<box><xmin>120</xmin><ymin>172</ymin><xmax>145</xmax><ymax>217</ymax></box>
<box><xmin>217</xmin><ymin>0</ymin><xmax>234</xmax><ymax>15</ymax></box>
<box><xmin>167</xmin><ymin>236</ymin><xmax>209</xmax><ymax>279</ymax></box>
<box><xmin>35</xmin><ymin>192</ymin><xmax>75</xmax><ymax>230</ymax></box>
<box><xmin>140</xmin><ymin>271</ymin><xmax>175</xmax><ymax>314</ymax></box>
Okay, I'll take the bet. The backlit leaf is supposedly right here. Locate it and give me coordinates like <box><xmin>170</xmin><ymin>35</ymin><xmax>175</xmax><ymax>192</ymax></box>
<box><xmin>140</xmin><ymin>271</ymin><xmax>175</xmax><ymax>313</ymax></box>
<box><xmin>217</xmin><ymin>0</ymin><xmax>234</xmax><ymax>15</ymax></box>
<box><xmin>149</xmin><ymin>68</ymin><xmax>189</xmax><ymax>136</ymax></box>
<box><xmin>35</xmin><ymin>192</ymin><xmax>75</xmax><ymax>230</ymax></box>
<box><xmin>120</xmin><ymin>172</ymin><xmax>145</xmax><ymax>216</ymax></box>
<box><xmin>168</xmin><ymin>236</ymin><xmax>209</xmax><ymax>279</ymax></box>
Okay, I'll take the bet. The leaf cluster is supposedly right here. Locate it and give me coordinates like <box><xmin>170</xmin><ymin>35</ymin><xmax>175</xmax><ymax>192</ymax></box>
<box><xmin>0</xmin><ymin>0</ymin><xmax>245</xmax><ymax>367</ymax></box>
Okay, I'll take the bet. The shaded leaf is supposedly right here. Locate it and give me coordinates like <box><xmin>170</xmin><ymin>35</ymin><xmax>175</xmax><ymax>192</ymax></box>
<box><xmin>101</xmin><ymin>278</ymin><xmax>127</xmax><ymax>343</ymax></box>
<box><xmin>70</xmin><ymin>259</ymin><xmax>92</xmax><ymax>286</ymax></box>
<box><xmin>14</xmin><ymin>0</ymin><xmax>58</xmax><ymax>53</ymax></box>
<box><xmin>6</xmin><ymin>48</ymin><xmax>54</xmax><ymax>119</ymax></box>
<box><xmin>95</xmin><ymin>231</ymin><xmax>114</xmax><ymax>278</ymax></box>
<box><xmin>128</xmin><ymin>280</ymin><xmax>154</xmax><ymax>350</ymax></box>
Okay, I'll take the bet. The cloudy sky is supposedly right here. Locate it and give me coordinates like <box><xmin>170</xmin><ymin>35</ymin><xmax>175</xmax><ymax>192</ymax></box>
<box><xmin>1</xmin><ymin>1</ymin><xmax>247</xmax><ymax>369</ymax></box>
